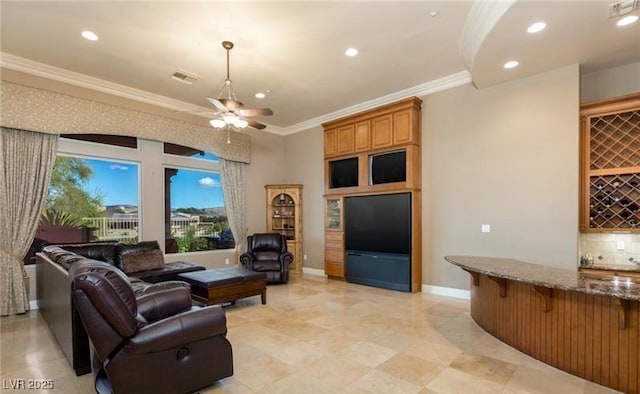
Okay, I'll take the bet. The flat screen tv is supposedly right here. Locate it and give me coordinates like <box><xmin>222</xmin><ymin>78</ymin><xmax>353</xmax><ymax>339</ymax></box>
<box><xmin>369</xmin><ymin>150</ymin><xmax>406</xmax><ymax>185</ymax></box>
<box><xmin>329</xmin><ymin>157</ymin><xmax>358</xmax><ymax>188</ymax></box>
<box><xmin>345</xmin><ymin>193</ymin><xmax>411</xmax><ymax>254</ymax></box>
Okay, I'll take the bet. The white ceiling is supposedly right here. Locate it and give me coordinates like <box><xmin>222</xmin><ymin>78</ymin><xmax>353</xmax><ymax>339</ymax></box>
<box><xmin>1</xmin><ymin>1</ymin><xmax>639</xmax><ymax>133</ymax></box>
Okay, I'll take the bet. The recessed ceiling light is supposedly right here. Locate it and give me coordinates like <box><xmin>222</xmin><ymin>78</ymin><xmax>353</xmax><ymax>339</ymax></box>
<box><xmin>255</xmin><ymin>92</ymin><xmax>266</xmax><ymax>99</ymax></box>
<box><xmin>617</xmin><ymin>14</ymin><xmax>639</xmax><ymax>26</ymax></box>
<box><xmin>430</xmin><ymin>11</ymin><xmax>439</xmax><ymax>18</ymax></box>
<box><xmin>345</xmin><ymin>48</ymin><xmax>358</xmax><ymax>57</ymax></box>
<box><xmin>527</xmin><ymin>22</ymin><xmax>547</xmax><ymax>33</ymax></box>
<box><xmin>504</xmin><ymin>61</ymin><xmax>519</xmax><ymax>69</ymax></box>
<box><xmin>81</xmin><ymin>30</ymin><xmax>99</xmax><ymax>41</ymax></box>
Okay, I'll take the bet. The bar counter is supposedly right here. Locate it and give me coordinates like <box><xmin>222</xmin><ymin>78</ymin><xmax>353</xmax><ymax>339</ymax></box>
<box><xmin>446</xmin><ymin>255</ymin><xmax>640</xmax><ymax>393</ymax></box>
<box><xmin>446</xmin><ymin>255</ymin><xmax>640</xmax><ymax>301</ymax></box>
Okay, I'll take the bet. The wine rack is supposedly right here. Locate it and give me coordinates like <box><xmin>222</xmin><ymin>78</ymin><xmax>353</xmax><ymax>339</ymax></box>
<box><xmin>580</xmin><ymin>94</ymin><xmax>640</xmax><ymax>232</ymax></box>
<box><xmin>590</xmin><ymin>109</ymin><xmax>640</xmax><ymax>170</ymax></box>
<box><xmin>589</xmin><ymin>174</ymin><xmax>640</xmax><ymax>229</ymax></box>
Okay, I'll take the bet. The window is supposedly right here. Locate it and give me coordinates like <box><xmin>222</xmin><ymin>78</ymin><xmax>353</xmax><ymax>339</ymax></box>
<box><xmin>164</xmin><ymin>167</ymin><xmax>234</xmax><ymax>253</ymax></box>
<box><xmin>25</xmin><ymin>136</ymin><xmax>230</xmax><ymax>264</ymax></box>
<box><xmin>42</xmin><ymin>155</ymin><xmax>140</xmax><ymax>244</ymax></box>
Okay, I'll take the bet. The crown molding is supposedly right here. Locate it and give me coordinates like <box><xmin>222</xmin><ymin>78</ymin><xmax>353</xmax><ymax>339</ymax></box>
<box><xmin>277</xmin><ymin>70</ymin><xmax>472</xmax><ymax>135</ymax></box>
<box><xmin>1</xmin><ymin>52</ymin><xmax>470</xmax><ymax>137</ymax></box>
<box><xmin>0</xmin><ymin>52</ymin><xmax>218</xmax><ymax>115</ymax></box>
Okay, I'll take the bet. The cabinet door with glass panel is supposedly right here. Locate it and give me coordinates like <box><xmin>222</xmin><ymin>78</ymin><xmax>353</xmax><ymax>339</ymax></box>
<box><xmin>324</xmin><ymin>196</ymin><xmax>345</xmax><ymax>278</ymax></box>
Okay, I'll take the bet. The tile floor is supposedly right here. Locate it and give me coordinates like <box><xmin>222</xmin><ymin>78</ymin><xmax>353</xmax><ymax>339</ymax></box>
<box><xmin>1</xmin><ymin>274</ymin><xmax>621</xmax><ymax>393</ymax></box>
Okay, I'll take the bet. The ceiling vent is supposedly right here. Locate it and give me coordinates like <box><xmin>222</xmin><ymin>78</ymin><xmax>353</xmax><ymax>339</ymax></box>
<box><xmin>609</xmin><ymin>0</ymin><xmax>639</xmax><ymax>17</ymax></box>
<box><xmin>170</xmin><ymin>70</ymin><xmax>201</xmax><ymax>85</ymax></box>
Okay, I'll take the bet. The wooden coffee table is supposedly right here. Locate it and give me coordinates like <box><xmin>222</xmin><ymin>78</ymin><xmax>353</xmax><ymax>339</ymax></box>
<box><xmin>177</xmin><ymin>267</ymin><xmax>267</xmax><ymax>305</ymax></box>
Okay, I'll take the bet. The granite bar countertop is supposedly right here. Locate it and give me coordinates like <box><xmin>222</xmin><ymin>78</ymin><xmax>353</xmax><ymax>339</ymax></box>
<box><xmin>445</xmin><ymin>255</ymin><xmax>640</xmax><ymax>302</ymax></box>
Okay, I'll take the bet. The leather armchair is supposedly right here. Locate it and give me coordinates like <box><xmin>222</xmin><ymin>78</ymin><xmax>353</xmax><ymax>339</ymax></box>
<box><xmin>239</xmin><ymin>233</ymin><xmax>293</xmax><ymax>283</ymax></box>
<box><xmin>70</xmin><ymin>263</ymin><xmax>233</xmax><ymax>394</ymax></box>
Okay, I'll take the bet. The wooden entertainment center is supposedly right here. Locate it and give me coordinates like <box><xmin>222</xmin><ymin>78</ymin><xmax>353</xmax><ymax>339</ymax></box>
<box><xmin>322</xmin><ymin>97</ymin><xmax>422</xmax><ymax>293</ymax></box>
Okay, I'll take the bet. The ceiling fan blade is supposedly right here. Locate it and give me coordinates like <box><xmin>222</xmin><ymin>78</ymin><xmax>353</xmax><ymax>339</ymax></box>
<box><xmin>238</xmin><ymin>108</ymin><xmax>274</xmax><ymax>117</ymax></box>
<box><xmin>246</xmin><ymin>119</ymin><xmax>267</xmax><ymax>130</ymax></box>
<box><xmin>206</xmin><ymin>97</ymin><xmax>226</xmax><ymax>112</ymax></box>
<box><xmin>218</xmin><ymin>98</ymin><xmax>243</xmax><ymax>112</ymax></box>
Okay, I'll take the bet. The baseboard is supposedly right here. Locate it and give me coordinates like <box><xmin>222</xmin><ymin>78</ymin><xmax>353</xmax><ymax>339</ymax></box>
<box><xmin>302</xmin><ymin>267</ymin><xmax>327</xmax><ymax>277</ymax></box>
<box><xmin>29</xmin><ymin>300</ymin><xmax>38</xmax><ymax>310</ymax></box>
<box><xmin>421</xmin><ymin>284</ymin><xmax>470</xmax><ymax>300</ymax></box>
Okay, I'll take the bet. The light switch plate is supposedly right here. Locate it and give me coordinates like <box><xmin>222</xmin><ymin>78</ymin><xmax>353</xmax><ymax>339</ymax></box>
<box><xmin>481</xmin><ymin>224</ymin><xmax>491</xmax><ymax>233</ymax></box>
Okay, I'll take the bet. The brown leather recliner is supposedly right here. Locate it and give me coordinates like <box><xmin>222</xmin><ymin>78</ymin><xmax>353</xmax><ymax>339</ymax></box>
<box><xmin>70</xmin><ymin>262</ymin><xmax>233</xmax><ymax>394</ymax></box>
<box><xmin>240</xmin><ymin>233</ymin><xmax>293</xmax><ymax>283</ymax></box>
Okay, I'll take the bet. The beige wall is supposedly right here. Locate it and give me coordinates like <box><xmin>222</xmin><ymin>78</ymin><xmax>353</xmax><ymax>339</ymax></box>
<box><xmin>580</xmin><ymin>61</ymin><xmax>640</xmax><ymax>103</ymax></box>
<box><xmin>246</xmin><ymin>131</ymin><xmax>288</xmax><ymax>236</ymax></box>
<box><xmin>422</xmin><ymin>65</ymin><xmax>581</xmax><ymax>289</ymax></box>
<box><xmin>283</xmin><ymin>126</ymin><xmax>325</xmax><ymax>270</ymax></box>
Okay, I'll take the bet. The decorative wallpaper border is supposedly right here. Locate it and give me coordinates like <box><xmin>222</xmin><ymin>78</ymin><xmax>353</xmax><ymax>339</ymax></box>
<box><xmin>0</xmin><ymin>81</ymin><xmax>251</xmax><ymax>163</ymax></box>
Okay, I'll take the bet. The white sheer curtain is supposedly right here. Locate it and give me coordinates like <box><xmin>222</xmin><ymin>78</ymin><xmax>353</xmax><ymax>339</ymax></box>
<box><xmin>220</xmin><ymin>158</ymin><xmax>248</xmax><ymax>260</ymax></box>
<box><xmin>0</xmin><ymin>128</ymin><xmax>58</xmax><ymax>316</ymax></box>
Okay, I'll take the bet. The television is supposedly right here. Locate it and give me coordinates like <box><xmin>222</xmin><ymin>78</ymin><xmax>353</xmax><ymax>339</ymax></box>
<box><xmin>329</xmin><ymin>157</ymin><xmax>358</xmax><ymax>188</ymax></box>
<box><xmin>344</xmin><ymin>193</ymin><xmax>411</xmax><ymax>254</ymax></box>
<box><xmin>369</xmin><ymin>150</ymin><xmax>406</xmax><ymax>185</ymax></box>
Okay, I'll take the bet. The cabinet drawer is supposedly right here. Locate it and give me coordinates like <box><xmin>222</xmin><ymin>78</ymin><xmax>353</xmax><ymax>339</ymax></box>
<box><xmin>325</xmin><ymin>232</ymin><xmax>344</xmax><ymax>242</ymax></box>
<box><xmin>325</xmin><ymin>262</ymin><xmax>344</xmax><ymax>277</ymax></box>
<box><xmin>325</xmin><ymin>248</ymin><xmax>344</xmax><ymax>263</ymax></box>
<box><xmin>325</xmin><ymin>239</ymin><xmax>343</xmax><ymax>250</ymax></box>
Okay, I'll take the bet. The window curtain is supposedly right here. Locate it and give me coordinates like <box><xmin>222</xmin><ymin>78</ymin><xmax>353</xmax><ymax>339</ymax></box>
<box><xmin>0</xmin><ymin>128</ymin><xmax>58</xmax><ymax>316</ymax></box>
<box><xmin>220</xmin><ymin>159</ymin><xmax>248</xmax><ymax>259</ymax></box>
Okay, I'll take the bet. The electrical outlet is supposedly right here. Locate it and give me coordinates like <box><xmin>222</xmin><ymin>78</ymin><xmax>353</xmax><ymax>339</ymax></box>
<box><xmin>225</xmin><ymin>258</ymin><xmax>230</xmax><ymax>265</ymax></box>
<box><xmin>481</xmin><ymin>224</ymin><xmax>491</xmax><ymax>233</ymax></box>
<box><xmin>617</xmin><ymin>240</ymin><xmax>625</xmax><ymax>251</ymax></box>
<box><xmin>304</xmin><ymin>254</ymin><xmax>307</xmax><ymax>260</ymax></box>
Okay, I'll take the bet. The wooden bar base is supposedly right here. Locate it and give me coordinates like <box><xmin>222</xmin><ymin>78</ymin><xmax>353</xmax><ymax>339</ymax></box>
<box><xmin>469</xmin><ymin>273</ymin><xmax>640</xmax><ymax>393</ymax></box>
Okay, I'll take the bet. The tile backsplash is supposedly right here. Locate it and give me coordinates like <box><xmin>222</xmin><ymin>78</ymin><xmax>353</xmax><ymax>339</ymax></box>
<box><xmin>579</xmin><ymin>233</ymin><xmax>640</xmax><ymax>266</ymax></box>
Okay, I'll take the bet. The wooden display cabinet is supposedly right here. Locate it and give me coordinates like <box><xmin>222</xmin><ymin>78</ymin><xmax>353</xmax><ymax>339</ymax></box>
<box><xmin>324</xmin><ymin>197</ymin><xmax>344</xmax><ymax>278</ymax></box>
<box><xmin>580</xmin><ymin>93</ymin><xmax>640</xmax><ymax>232</ymax></box>
<box><xmin>265</xmin><ymin>184</ymin><xmax>303</xmax><ymax>273</ymax></box>
<box><xmin>322</xmin><ymin>97</ymin><xmax>422</xmax><ymax>292</ymax></box>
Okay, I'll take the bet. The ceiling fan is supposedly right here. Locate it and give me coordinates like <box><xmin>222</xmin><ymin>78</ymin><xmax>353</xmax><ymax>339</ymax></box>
<box><xmin>206</xmin><ymin>41</ymin><xmax>273</xmax><ymax>133</ymax></box>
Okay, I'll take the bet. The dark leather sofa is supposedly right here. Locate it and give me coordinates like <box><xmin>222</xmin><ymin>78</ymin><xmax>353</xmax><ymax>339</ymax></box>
<box><xmin>70</xmin><ymin>261</ymin><xmax>232</xmax><ymax>393</ymax></box>
<box><xmin>36</xmin><ymin>241</ymin><xmax>205</xmax><ymax>375</ymax></box>
<box><xmin>240</xmin><ymin>233</ymin><xmax>293</xmax><ymax>283</ymax></box>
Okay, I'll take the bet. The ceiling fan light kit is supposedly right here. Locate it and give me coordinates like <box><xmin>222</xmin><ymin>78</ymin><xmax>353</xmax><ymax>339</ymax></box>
<box><xmin>206</xmin><ymin>41</ymin><xmax>273</xmax><ymax>143</ymax></box>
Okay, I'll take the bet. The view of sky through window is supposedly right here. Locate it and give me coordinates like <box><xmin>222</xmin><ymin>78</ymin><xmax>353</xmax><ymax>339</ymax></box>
<box><xmin>82</xmin><ymin>158</ymin><xmax>139</xmax><ymax>206</ymax></box>
<box><xmin>169</xmin><ymin>169</ymin><xmax>224</xmax><ymax>209</ymax></box>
